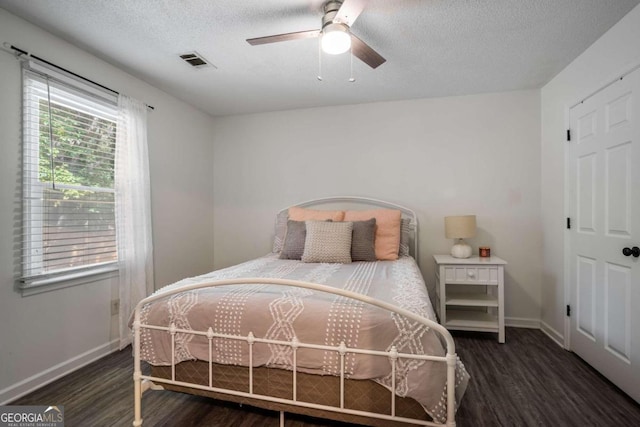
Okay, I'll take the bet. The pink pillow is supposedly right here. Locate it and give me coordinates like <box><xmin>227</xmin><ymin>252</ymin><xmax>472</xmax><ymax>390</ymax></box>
<box><xmin>343</xmin><ymin>209</ymin><xmax>401</xmax><ymax>261</ymax></box>
<box><xmin>288</xmin><ymin>206</ymin><xmax>345</xmax><ymax>222</ymax></box>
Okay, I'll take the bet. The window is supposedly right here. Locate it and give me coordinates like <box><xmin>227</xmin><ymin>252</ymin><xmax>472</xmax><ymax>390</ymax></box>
<box><xmin>21</xmin><ymin>62</ymin><xmax>119</xmax><ymax>288</ymax></box>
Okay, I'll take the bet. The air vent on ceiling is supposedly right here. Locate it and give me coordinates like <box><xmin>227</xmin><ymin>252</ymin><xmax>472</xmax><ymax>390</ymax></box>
<box><xmin>179</xmin><ymin>51</ymin><xmax>216</xmax><ymax>69</ymax></box>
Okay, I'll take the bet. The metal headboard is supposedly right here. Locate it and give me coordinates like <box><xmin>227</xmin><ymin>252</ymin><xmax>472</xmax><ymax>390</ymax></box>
<box><xmin>278</xmin><ymin>196</ymin><xmax>419</xmax><ymax>260</ymax></box>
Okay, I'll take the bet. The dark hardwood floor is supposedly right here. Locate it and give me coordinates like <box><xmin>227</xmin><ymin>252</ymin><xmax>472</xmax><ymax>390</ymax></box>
<box><xmin>12</xmin><ymin>328</ymin><xmax>640</xmax><ymax>426</ymax></box>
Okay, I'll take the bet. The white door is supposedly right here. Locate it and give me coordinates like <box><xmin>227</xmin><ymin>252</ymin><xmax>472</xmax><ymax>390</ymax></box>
<box><xmin>568</xmin><ymin>66</ymin><xmax>640</xmax><ymax>402</ymax></box>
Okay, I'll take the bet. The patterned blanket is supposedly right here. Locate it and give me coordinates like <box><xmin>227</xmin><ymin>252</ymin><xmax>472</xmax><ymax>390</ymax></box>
<box><xmin>136</xmin><ymin>255</ymin><xmax>469</xmax><ymax>423</ymax></box>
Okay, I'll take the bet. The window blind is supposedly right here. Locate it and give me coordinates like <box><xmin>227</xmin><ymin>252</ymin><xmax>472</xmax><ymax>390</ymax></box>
<box><xmin>21</xmin><ymin>62</ymin><xmax>119</xmax><ymax>285</ymax></box>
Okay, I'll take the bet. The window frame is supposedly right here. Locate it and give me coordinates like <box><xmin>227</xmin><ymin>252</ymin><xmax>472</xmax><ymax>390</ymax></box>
<box><xmin>20</xmin><ymin>62</ymin><xmax>120</xmax><ymax>294</ymax></box>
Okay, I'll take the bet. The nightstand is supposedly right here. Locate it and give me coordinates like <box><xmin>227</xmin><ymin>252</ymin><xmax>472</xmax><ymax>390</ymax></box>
<box><xmin>433</xmin><ymin>254</ymin><xmax>507</xmax><ymax>343</ymax></box>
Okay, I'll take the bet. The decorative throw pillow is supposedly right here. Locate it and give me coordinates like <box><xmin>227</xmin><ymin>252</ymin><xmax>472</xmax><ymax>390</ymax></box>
<box><xmin>272</xmin><ymin>210</ymin><xmax>289</xmax><ymax>253</ymax></box>
<box><xmin>351</xmin><ymin>218</ymin><xmax>377</xmax><ymax>262</ymax></box>
<box><xmin>343</xmin><ymin>209</ymin><xmax>401</xmax><ymax>261</ymax></box>
<box><xmin>302</xmin><ymin>221</ymin><xmax>353</xmax><ymax>264</ymax></box>
<box><xmin>279</xmin><ymin>220</ymin><xmax>307</xmax><ymax>260</ymax></box>
<box><xmin>399</xmin><ymin>218</ymin><xmax>411</xmax><ymax>257</ymax></box>
<box><xmin>289</xmin><ymin>206</ymin><xmax>345</xmax><ymax>222</ymax></box>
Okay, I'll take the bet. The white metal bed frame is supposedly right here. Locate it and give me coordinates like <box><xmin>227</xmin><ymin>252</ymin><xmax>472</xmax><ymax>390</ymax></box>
<box><xmin>132</xmin><ymin>197</ymin><xmax>458</xmax><ymax>427</ymax></box>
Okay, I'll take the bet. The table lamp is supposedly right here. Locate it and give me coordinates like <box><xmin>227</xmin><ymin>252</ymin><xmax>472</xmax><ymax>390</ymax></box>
<box><xmin>444</xmin><ymin>215</ymin><xmax>477</xmax><ymax>258</ymax></box>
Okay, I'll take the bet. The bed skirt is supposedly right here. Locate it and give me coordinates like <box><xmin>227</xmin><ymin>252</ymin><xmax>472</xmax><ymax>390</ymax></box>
<box><xmin>151</xmin><ymin>361</ymin><xmax>432</xmax><ymax>426</ymax></box>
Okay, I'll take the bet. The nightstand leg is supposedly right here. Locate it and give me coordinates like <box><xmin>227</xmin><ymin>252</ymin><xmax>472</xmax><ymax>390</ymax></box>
<box><xmin>498</xmin><ymin>267</ymin><xmax>505</xmax><ymax>343</ymax></box>
<box><xmin>439</xmin><ymin>266</ymin><xmax>446</xmax><ymax>326</ymax></box>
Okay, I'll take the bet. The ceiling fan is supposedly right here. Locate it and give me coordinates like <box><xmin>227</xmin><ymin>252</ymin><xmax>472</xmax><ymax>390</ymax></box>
<box><xmin>246</xmin><ymin>0</ymin><xmax>386</xmax><ymax>69</ymax></box>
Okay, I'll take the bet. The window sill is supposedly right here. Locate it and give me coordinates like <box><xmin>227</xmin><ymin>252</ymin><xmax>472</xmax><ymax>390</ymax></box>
<box><xmin>19</xmin><ymin>263</ymin><xmax>119</xmax><ymax>297</ymax></box>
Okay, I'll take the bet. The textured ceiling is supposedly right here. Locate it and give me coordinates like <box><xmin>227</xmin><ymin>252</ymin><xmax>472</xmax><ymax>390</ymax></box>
<box><xmin>0</xmin><ymin>0</ymin><xmax>638</xmax><ymax>117</ymax></box>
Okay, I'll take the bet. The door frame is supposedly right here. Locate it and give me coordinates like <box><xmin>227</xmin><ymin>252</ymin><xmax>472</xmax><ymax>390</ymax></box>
<box><xmin>563</xmin><ymin>60</ymin><xmax>640</xmax><ymax>351</ymax></box>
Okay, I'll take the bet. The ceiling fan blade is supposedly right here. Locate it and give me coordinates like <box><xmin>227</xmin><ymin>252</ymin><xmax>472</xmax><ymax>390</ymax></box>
<box><xmin>333</xmin><ymin>0</ymin><xmax>368</xmax><ymax>27</ymax></box>
<box><xmin>350</xmin><ymin>34</ymin><xmax>386</xmax><ymax>69</ymax></box>
<box><xmin>247</xmin><ymin>29</ymin><xmax>320</xmax><ymax>46</ymax></box>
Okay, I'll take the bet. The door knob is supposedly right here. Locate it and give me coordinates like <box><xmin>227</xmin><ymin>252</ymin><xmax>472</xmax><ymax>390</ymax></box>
<box><xmin>622</xmin><ymin>246</ymin><xmax>640</xmax><ymax>257</ymax></box>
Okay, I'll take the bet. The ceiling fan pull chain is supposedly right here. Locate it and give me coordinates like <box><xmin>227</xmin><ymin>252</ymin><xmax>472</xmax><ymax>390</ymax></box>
<box><xmin>349</xmin><ymin>45</ymin><xmax>355</xmax><ymax>82</ymax></box>
<box><xmin>317</xmin><ymin>36</ymin><xmax>323</xmax><ymax>81</ymax></box>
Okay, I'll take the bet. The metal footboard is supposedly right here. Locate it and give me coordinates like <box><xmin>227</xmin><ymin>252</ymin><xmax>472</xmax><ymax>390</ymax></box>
<box><xmin>132</xmin><ymin>278</ymin><xmax>458</xmax><ymax>427</ymax></box>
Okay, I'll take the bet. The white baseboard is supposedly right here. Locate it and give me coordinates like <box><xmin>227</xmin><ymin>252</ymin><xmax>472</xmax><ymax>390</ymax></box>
<box><xmin>0</xmin><ymin>339</ymin><xmax>120</xmax><ymax>405</ymax></box>
<box><xmin>505</xmin><ymin>317</ymin><xmax>540</xmax><ymax>329</ymax></box>
<box><xmin>540</xmin><ymin>321</ymin><xmax>565</xmax><ymax>348</ymax></box>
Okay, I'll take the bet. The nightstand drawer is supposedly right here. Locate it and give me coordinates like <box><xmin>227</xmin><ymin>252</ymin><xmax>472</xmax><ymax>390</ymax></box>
<box><xmin>443</xmin><ymin>266</ymin><xmax>499</xmax><ymax>285</ymax></box>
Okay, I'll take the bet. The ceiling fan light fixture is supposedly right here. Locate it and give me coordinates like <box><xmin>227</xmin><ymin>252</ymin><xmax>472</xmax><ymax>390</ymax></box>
<box><xmin>321</xmin><ymin>23</ymin><xmax>351</xmax><ymax>55</ymax></box>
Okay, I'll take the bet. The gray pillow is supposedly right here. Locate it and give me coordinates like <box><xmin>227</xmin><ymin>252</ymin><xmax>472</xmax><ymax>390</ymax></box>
<box><xmin>279</xmin><ymin>220</ymin><xmax>307</xmax><ymax>260</ymax></box>
<box><xmin>273</xmin><ymin>210</ymin><xmax>289</xmax><ymax>253</ymax></box>
<box><xmin>351</xmin><ymin>218</ymin><xmax>377</xmax><ymax>262</ymax></box>
<box><xmin>302</xmin><ymin>221</ymin><xmax>353</xmax><ymax>264</ymax></box>
<box><xmin>399</xmin><ymin>218</ymin><xmax>411</xmax><ymax>257</ymax></box>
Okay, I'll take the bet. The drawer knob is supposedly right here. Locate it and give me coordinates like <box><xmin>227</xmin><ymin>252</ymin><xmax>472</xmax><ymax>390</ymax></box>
<box><xmin>467</xmin><ymin>271</ymin><xmax>475</xmax><ymax>277</ymax></box>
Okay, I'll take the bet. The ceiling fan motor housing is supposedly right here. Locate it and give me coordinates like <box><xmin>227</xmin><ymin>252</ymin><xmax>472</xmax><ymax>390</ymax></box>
<box><xmin>322</xmin><ymin>1</ymin><xmax>344</xmax><ymax>29</ymax></box>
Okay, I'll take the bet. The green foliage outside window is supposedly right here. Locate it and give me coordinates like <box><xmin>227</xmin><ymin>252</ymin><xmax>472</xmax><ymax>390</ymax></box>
<box><xmin>38</xmin><ymin>99</ymin><xmax>116</xmax><ymax>192</ymax></box>
<box><xmin>36</xmin><ymin>99</ymin><xmax>117</xmax><ymax>270</ymax></box>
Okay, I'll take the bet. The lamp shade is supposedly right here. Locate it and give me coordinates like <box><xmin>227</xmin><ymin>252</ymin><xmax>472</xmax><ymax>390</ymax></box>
<box><xmin>444</xmin><ymin>215</ymin><xmax>477</xmax><ymax>239</ymax></box>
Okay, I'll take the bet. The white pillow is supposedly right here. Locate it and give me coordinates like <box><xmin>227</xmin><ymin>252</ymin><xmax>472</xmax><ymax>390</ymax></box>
<box><xmin>302</xmin><ymin>221</ymin><xmax>353</xmax><ymax>264</ymax></box>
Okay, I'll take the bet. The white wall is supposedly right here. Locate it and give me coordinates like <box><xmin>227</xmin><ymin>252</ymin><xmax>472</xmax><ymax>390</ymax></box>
<box><xmin>540</xmin><ymin>4</ymin><xmax>640</xmax><ymax>343</ymax></box>
<box><xmin>212</xmin><ymin>90</ymin><xmax>542</xmax><ymax>325</ymax></box>
<box><xmin>0</xmin><ymin>9</ymin><xmax>215</xmax><ymax>402</ymax></box>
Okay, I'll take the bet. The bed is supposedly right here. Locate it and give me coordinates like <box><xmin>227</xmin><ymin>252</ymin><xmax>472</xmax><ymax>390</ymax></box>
<box><xmin>132</xmin><ymin>197</ymin><xmax>470</xmax><ymax>427</ymax></box>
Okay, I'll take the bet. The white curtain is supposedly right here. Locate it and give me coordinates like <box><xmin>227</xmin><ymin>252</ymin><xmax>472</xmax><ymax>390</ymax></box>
<box><xmin>115</xmin><ymin>95</ymin><xmax>154</xmax><ymax>349</ymax></box>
